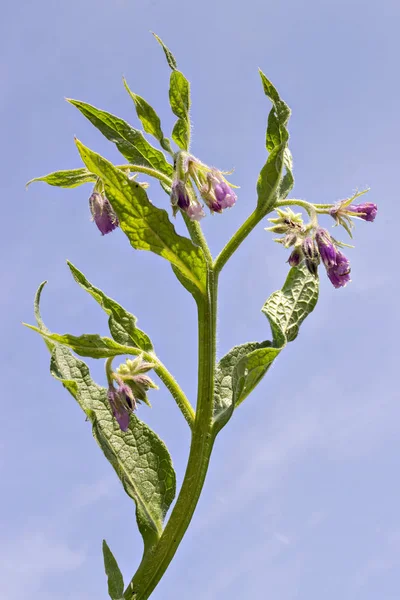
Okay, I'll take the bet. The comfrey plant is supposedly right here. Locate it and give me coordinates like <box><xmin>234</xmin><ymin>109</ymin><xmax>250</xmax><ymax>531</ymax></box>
<box><xmin>25</xmin><ymin>34</ymin><xmax>377</xmax><ymax>600</ymax></box>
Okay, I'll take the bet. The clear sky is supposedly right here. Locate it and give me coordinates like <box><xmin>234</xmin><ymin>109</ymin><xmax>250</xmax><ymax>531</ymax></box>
<box><xmin>2</xmin><ymin>0</ymin><xmax>400</xmax><ymax>598</ymax></box>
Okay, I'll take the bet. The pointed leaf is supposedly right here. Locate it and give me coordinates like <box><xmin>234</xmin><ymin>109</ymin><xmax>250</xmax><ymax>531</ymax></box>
<box><xmin>152</xmin><ymin>32</ymin><xmax>178</xmax><ymax>70</ymax></box>
<box><xmin>262</xmin><ymin>265</ymin><xmax>319</xmax><ymax>343</ymax></box>
<box><xmin>31</xmin><ymin>285</ymin><xmax>176</xmax><ymax>554</ymax></box>
<box><xmin>103</xmin><ymin>540</ymin><xmax>124</xmax><ymax>600</ymax></box>
<box><xmin>169</xmin><ymin>70</ymin><xmax>191</xmax><ymax>150</ymax></box>
<box><xmin>67</xmin><ymin>262</ymin><xmax>153</xmax><ymax>351</ymax></box>
<box><xmin>257</xmin><ymin>71</ymin><xmax>293</xmax><ymax>212</ymax></box>
<box><xmin>123</xmin><ymin>78</ymin><xmax>172</xmax><ymax>154</ymax></box>
<box><xmin>75</xmin><ymin>140</ymin><xmax>207</xmax><ymax>295</ymax></box>
<box><xmin>214</xmin><ymin>266</ymin><xmax>319</xmax><ymax>432</ymax></box>
<box><xmin>25</xmin><ymin>327</ymin><xmax>139</xmax><ymax>359</ymax></box>
<box><xmin>50</xmin><ymin>344</ymin><xmax>176</xmax><ymax>552</ymax></box>
<box><xmin>68</xmin><ymin>99</ymin><xmax>173</xmax><ymax>177</ymax></box>
<box><xmin>26</xmin><ymin>168</ymin><xmax>97</xmax><ymax>189</ymax></box>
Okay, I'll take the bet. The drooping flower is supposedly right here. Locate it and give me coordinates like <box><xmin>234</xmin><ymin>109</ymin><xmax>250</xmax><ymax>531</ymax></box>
<box><xmin>107</xmin><ymin>380</ymin><xmax>136</xmax><ymax>431</ymax></box>
<box><xmin>315</xmin><ymin>228</ymin><xmax>338</xmax><ymax>268</ymax></box>
<box><xmin>197</xmin><ymin>169</ymin><xmax>237</xmax><ymax>213</ymax></box>
<box><xmin>170</xmin><ymin>152</ymin><xmax>237</xmax><ymax>220</ymax></box>
<box><xmin>170</xmin><ymin>178</ymin><xmax>205</xmax><ymax>221</ymax></box>
<box><xmin>326</xmin><ymin>251</ymin><xmax>351</xmax><ymax>288</ymax></box>
<box><xmin>89</xmin><ymin>192</ymin><xmax>119</xmax><ymax>235</ymax></box>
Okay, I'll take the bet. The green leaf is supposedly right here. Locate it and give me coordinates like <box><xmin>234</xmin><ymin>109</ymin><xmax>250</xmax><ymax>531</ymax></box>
<box><xmin>75</xmin><ymin>140</ymin><xmax>207</xmax><ymax>296</ymax></box>
<box><xmin>262</xmin><ymin>265</ymin><xmax>319</xmax><ymax>343</ymax></box>
<box><xmin>172</xmin><ymin>117</ymin><xmax>190</xmax><ymax>151</ymax></box>
<box><xmin>103</xmin><ymin>540</ymin><xmax>124</xmax><ymax>600</ymax></box>
<box><xmin>123</xmin><ymin>78</ymin><xmax>172</xmax><ymax>155</ymax></box>
<box><xmin>50</xmin><ymin>344</ymin><xmax>176</xmax><ymax>552</ymax></box>
<box><xmin>25</xmin><ymin>326</ymin><xmax>138</xmax><ymax>359</ymax></box>
<box><xmin>169</xmin><ymin>70</ymin><xmax>191</xmax><ymax>150</ymax></box>
<box><xmin>67</xmin><ymin>262</ymin><xmax>153</xmax><ymax>351</ymax></box>
<box><xmin>257</xmin><ymin>70</ymin><xmax>293</xmax><ymax>212</ymax></box>
<box><xmin>26</xmin><ymin>168</ymin><xmax>97</xmax><ymax>189</ymax></box>
<box><xmin>152</xmin><ymin>32</ymin><xmax>178</xmax><ymax>70</ymax></box>
<box><xmin>213</xmin><ymin>266</ymin><xmax>319</xmax><ymax>432</ymax></box>
<box><xmin>32</xmin><ymin>284</ymin><xmax>176</xmax><ymax>554</ymax></box>
<box><xmin>68</xmin><ymin>99</ymin><xmax>173</xmax><ymax>178</ymax></box>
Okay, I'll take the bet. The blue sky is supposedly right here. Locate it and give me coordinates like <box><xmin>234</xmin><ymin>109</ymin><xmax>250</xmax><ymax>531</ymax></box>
<box><xmin>2</xmin><ymin>0</ymin><xmax>400</xmax><ymax>598</ymax></box>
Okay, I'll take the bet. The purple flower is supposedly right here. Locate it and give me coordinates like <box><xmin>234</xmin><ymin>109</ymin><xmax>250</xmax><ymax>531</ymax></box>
<box><xmin>170</xmin><ymin>178</ymin><xmax>205</xmax><ymax>221</ymax></box>
<box><xmin>315</xmin><ymin>228</ymin><xmax>337</xmax><ymax>268</ymax></box>
<box><xmin>288</xmin><ymin>247</ymin><xmax>302</xmax><ymax>267</ymax></box>
<box><xmin>107</xmin><ymin>380</ymin><xmax>136</xmax><ymax>431</ymax></box>
<box><xmin>200</xmin><ymin>170</ymin><xmax>237</xmax><ymax>213</ymax></box>
<box><xmin>326</xmin><ymin>251</ymin><xmax>351</xmax><ymax>288</ymax></box>
<box><xmin>347</xmin><ymin>202</ymin><xmax>378</xmax><ymax>222</ymax></box>
<box><xmin>89</xmin><ymin>192</ymin><xmax>119</xmax><ymax>235</ymax></box>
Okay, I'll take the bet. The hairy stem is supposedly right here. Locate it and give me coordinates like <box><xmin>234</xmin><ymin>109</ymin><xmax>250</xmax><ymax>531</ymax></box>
<box><xmin>123</xmin><ymin>268</ymin><xmax>217</xmax><ymax>600</ymax></box>
<box><xmin>120</xmin><ymin>164</ymin><xmax>172</xmax><ymax>187</ymax></box>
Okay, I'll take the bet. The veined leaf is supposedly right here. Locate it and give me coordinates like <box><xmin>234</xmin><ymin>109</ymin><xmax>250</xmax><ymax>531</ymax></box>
<box><xmin>75</xmin><ymin>140</ymin><xmax>207</xmax><ymax>295</ymax></box>
<box><xmin>26</xmin><ymin>168</ymin><xmax>97</xmax><ymax>189</ymax></box>
<box><xmin>32</xmin><ymin>284</ymin><xmax>176</xmax><ymax>555</ymax></box>
<box><xmin>213</xmin><ymin>266</ymin><xmax>319</xmax><ymax>432</ymax></box>
<box><xmin>123</xmin><ymin>78</ymin><xmax>172</xmax><ymax>155</ymax></box>
<box><xmin>102</xmin><ymin>540</ymin><xmax>124</xmax><ymax>600</ymax></box>
<box><xmin>262</xmin><ymin>265</ymin><xmax>319</xmax><ymax>343</ymax></box>
<box><xmin>67</xmin><ymin>262</ymin><xmax>153</xmax><ymax>351</ymax></box>
<box><xmin>169</xmin><ymin>70</ymin><xmax>191</xmax><ymax>150</ymax></box>
<box><xmin>51</xmin><ymin>344</ymin><xmax>176</xmax><ymax>552</ymax></box>
<box><xmin>257</xmin><ymin>70</ymin><xmax>293</xmax><ymax>213</ymax></box>
<box><xmin>68</xmin><ymin>99</ymin><xmax>173</xmax><ymax>177</ymax></box>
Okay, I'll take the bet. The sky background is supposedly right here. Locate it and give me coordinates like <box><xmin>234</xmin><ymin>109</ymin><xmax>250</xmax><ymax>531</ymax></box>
<box><xmin>2</xmin><ymin>0</ymin><xmax>400</xmax><ymax>598</ymax></box>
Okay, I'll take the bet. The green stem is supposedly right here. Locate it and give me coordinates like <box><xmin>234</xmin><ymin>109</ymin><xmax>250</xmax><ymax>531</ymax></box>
<box><xmin>118</xmin><ymin>164</ymin><xmax>172</xmax><ymax>187</ymax></box>
<box><xmin>182</xmin><ymin>214</ymin><xmax>213</xmax><ymax>265</ymax></box>
<box><xmin>124</xmin><ymin>268</ymin><xmax>217</xmax><ymax>600</ymax></box>
<box><xmin>152</xmin><ymin>356</ymin><xmax>195</xmax><ymax>429</ymax></box>
<box><xmin>214</xmin><ymin>210</ymin><xmax>262</xmax><ymax>273</ymax></box>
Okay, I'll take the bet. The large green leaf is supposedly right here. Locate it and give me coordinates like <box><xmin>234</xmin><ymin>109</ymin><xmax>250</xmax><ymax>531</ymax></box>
<box><xmin>213</xmin><ymin>266</ymin><xmax>319</xmax><ymax>432</ymax></box>
<box><xmin>26</xmin><ymin>168</ymin><xmax>97</xmax><ymax>189</ymax></box>
<box><xmin>67</xmin><ymin>262</ymin><xmax>153</xmax><ymax>351</ymax></box>
<box><xmin>32</xmin><ymin>284</ymin><xmax>176</xmax><ymax>555</ymax></box>
<box><xmin>75</xmin><ymin>140</ymin><xmax>207</xmax><ymax>296</ymax></box>
<box><xmin>256</xmin><ymin>71</ymin><xmax>293</xmax><ymax>213</ymax></box>
<box><xmin>123</xmin><ymin>78</ymin><xmax>172</xmax><ymax>155</ymax></box>
<box><xmin>102</xmin><ymin>540</ymin><xmax>124</xmax><ymax>600</ymax></box>
<box><xmin>50</xmin><ymin>344</ymin><xmax>176</xmax><ymax>552</ymax></box>
<box><xmin>68</xmin><ymin>99</ymin><xmax>173</xmax><ymax>177</ymax></box>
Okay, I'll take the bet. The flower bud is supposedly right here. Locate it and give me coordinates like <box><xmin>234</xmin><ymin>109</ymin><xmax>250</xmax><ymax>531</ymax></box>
<box><xmin>89</xmin><ymin>192</ymin><xmax>119</xmax><ymax>235</ymax></box>
<box><xmin>302</xmin><ymin>237</ymin><xmax>320</xmax><ymax>276</ymax></box>
<box><xmin>288</xmin><ymin>247</ymin><xmax>302</xmax><ymax>267</ymax></box>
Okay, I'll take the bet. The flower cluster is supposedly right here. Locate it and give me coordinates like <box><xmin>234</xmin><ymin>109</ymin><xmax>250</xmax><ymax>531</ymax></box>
<box><xmin>170</xmin><ymin>152</ymin><xmax>237</xmax><ymax>220</ymax></box>
<box><xmin>266</xmin><ymin>195</ymin><xmax>377</xmax><ymax>289</ymax></box>
<box><xmin>107</xmin><ymin>356</ymin><xmax>158</xmax><ymax>431</ymax></box>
